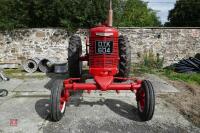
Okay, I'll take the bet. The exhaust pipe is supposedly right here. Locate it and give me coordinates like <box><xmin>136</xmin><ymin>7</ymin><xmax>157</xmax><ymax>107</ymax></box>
<box><xmin>108</xmin><ymin>0</ymin><xmax>113</xmax><ymax>27</ymax></box>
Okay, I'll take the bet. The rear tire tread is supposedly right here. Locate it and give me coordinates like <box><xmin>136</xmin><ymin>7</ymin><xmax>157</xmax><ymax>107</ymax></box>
<box><xmin>117</xmin><ymin>35</ymin><xmax>131</xmax><ymax>78</ymax></box>
<box><xmin>68</xmin><ymin>35</ymin><xmax>82</xmax><ymax>78</ymax></box>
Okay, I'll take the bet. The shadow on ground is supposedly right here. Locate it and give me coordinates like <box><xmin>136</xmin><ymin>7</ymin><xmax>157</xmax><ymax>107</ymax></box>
<box><xmin>35</xmin><ymin>97</ymin><xmax>141</xmax><ymax>122</ymax></box>
<box><xmin>35</xmin><ymin>99</ymin><xmax>51</xmax><ymax>120</ymax></box>
<box><xmin>71</xmin><ymin>98</ymin><xmax>141</xmax><ymax>121</ymax></box>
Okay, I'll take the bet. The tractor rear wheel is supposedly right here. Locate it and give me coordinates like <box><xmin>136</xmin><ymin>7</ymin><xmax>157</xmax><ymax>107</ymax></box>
<box><xmin>50</xmin><ymin>80</ymin><xmax>69</xmax><ymax>122</ymax></box>
<box><xmin>136</xmin><ymin>80</ymin><xmax>155</xmax><ymax>121</ymax></box>
<box><xmin>68</xmin><ymin>35</ymin><xmax>82</xmax><ymax>78</ymax></box>
<box><xmin>117</xmin><ymin>35</ymin><xmax>131</xmax><ymax>78</ymax></box>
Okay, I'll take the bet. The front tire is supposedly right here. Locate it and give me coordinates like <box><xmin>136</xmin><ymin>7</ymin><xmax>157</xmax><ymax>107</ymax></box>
<box><xmin>136</xmin><ymin>80</ymin><xmax>155</xmax><ymax>121</ymax></box>
<box><xmin>50</xmin><ymin>80</ymin><xmax>69</xmax><ymax>122</ymax></box>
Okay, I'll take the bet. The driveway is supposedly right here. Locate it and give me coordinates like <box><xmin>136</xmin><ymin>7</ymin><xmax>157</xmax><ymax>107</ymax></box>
<box><xmin>0</xmin><ymin>74</ymin><xmax>199</xmax><ymax>133</ymax></box>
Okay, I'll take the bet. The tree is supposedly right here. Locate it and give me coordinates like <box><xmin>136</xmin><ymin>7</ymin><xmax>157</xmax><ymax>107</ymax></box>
<box><xmin>59</xmin><ymin>0</ymin><xmax>109</xmax><ymax>30</ymax></box>
<box><xmin>0</xmin><ymin>0</ymin><xmax>161</xmax><ymax>30</ymax></box>
<box><xmin>115</xmin><ymin>0</ymin><xmax>161</xmax><ymax>27</ymax></box>
<box><xmin>0</xmin><ymin>0</ymin><xmax>109</xmax><ymax>30</ymax></box>
<box><xmin>166</xmin><ymin>0</ymin><xmax>200</xmax><ymax>27</ymax></box>
<box><xmin>59</xmin><ymin>0</ymin><xmax>161</xmax><ymax>28</ymax></box>
<box><xmin>0</xmin><ymin>0</ymin><xmax>18</xmax><ymax>29</ymax></box>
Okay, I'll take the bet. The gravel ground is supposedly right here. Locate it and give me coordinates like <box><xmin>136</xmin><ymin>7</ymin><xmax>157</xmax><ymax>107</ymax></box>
<box><xmin>0</xmin><ymin>74</ymin><xmax>199</xmax><ymax>133</ymax></box>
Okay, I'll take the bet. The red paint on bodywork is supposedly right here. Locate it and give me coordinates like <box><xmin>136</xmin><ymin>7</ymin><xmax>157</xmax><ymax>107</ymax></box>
<box><xmin>89</xmin><ymin>26</ymin><xmax>119</xmax><ymax>77</ymax></box>
<box><xmin>64</xmin><ymin>78</ymin><xmax>142</xmax><ymax>92</ymax></box>
<box><xmin>94</xmin><ymin>76</ymin><xmax>113</xmax><ymax>91</ymax></box>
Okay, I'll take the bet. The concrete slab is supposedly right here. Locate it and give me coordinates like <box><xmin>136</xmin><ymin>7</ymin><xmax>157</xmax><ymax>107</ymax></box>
<box><xmin>14</xmin><ymin>78</ymin><xmax>50</xmax><ymax>92</ymax></box>
<box><xmin>0</xmin><ymin>90</ymin><xmax>199</xmax><ymax>133</ymax></box>
<box><xmin>1</xmin><ymin>74</ymin><xmax>199</xmax><ymax>133</ymax></box>
<box><xmin>145</xmin><ymin>74</ymin><xmax>179</xmax><ymax>93</ymax></box>
<box><xmin>0</xmin><ymin>79</ymin><xmax>24</xmax><ymax>92</ymax></box>
<box><xmin>43</xmin><ymin>96</ymin><xmax>199</xmax><ymax>133</ymax></box>
<box><xmin>0</xmin><ymin>97</ymin><xmax>49</xmax><ymax>133</ymax></box>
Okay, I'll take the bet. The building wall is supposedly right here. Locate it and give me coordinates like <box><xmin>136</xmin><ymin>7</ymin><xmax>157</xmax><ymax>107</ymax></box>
<box><xmin>0</xmin><ymin>28</ymin><xmax>199</xmax><ymax>68</ymax></box>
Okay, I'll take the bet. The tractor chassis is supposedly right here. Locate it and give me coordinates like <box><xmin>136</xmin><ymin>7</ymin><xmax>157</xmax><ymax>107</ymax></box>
<box><xmin>51</xmin><ymin>76</ymin><xmax>155</xmax><ymax>122</ymax></box>
<box><xmin>62</xmin><ymin>77</ymin><xmax>142</xmax><ymax>100</ymax></box>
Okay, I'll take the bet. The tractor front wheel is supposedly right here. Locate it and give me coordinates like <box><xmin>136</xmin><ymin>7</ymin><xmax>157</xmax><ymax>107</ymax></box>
<box><xmin>50</xmin><ymin>80</ymin><xmax>69</xmax><ymax>121</ymax></box>
<box><xmin>136</xmin><ymin>80</ymin><xmax>155</xmax><ymax>121</ymax></box>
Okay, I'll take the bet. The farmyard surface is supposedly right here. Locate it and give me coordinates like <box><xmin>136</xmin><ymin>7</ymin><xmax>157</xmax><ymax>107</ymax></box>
<box><xmin>0</xmin><ymin>75</ymin><xmax>199</xmax><ymax>133</ymax></box>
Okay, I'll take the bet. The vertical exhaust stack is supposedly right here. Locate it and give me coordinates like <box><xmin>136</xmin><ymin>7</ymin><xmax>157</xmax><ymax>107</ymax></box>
<box><xmin>108</xmin><ymin>0</ymin><xmax>113</xmax><ymax>27</ymax></box>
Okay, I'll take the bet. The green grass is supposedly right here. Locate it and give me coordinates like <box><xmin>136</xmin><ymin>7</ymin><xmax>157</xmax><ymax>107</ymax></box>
<box><xmin>3</xmin><ymin>68</ymin><xmax>46</xmax><ymax>79</ymax></box>
<box><xmin>161</xmin><ymin>69</ymin><xmax>200</xmax><ymax>85</ymax></box>
<box><xmin>4</xmin><ymin>68</ymin><xmax>23</xmax><ymax>75</ymax></box>
<box><xmin>132</xmin><ymin>65</ymin><xmax>200</xmax><ymax>86</ymax></box>
<box><xmin>132</xmin><ymin>65</ymin><xmax>160</xmax><ymax>75</ymax></box>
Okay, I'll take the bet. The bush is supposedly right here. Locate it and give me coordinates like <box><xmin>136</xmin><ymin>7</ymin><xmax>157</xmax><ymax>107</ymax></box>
<box><xmin>143</xmin><ymin>51</ymin><xmax>164</xmax><ymax>69</ymax></box>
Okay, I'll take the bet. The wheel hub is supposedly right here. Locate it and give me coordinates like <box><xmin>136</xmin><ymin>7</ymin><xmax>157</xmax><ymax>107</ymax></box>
<box><xmin>59</xmin><ymin>90</ymin><xmax>69</xmax><ymax>113</ymax></box>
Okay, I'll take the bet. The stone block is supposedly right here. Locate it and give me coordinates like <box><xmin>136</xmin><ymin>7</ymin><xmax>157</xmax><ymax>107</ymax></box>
<box><xmin>36</xmin><ymin>31</ymin><xmax>45</xmax><ymax>37</ymax></box>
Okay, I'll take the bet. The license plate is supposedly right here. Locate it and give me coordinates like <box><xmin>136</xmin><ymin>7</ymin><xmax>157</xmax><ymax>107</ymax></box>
<box><xmin>95</xmin><ymin>41</ymin><xmax>113</xmax><ymax>54</ymax></box>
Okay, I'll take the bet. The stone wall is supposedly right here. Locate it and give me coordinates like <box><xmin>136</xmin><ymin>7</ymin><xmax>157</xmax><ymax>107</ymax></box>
<box><xmin>119</xmin><ymin>28</ymin><xmax>200</xmax><ymax>66</ymax></box>
<box><xmin>0</xmin><ymin>28</ymin><xmax>199</xmax><ymax>68</ymax></box>
<box><xmin>0</xmin><ymin>29</ymin><xmax>69</xmax><ymax>67</ymax></box>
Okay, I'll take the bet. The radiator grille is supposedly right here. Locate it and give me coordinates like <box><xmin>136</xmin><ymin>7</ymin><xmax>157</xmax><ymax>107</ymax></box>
<box><xmin>89</xmin><ymin>37</ymin><xmax>119</xmax><ymax>68</ymax></box>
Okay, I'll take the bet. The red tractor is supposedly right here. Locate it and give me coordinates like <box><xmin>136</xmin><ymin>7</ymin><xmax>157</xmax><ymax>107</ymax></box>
<box><xmin>50</xmin><ymin>0</ymin><xmax>155</xmax><ymax>122</ymax></box>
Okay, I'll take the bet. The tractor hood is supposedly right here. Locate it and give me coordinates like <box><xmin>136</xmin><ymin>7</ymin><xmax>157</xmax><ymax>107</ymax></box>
<box><xmin>90</xmin><ymin>26</ymin><xmax>118</xmax><ymax>38</ymax></box>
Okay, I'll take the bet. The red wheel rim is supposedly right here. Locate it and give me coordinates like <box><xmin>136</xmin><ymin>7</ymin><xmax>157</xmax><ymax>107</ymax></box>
<box><xmin>59</xmin><ymin>90</ymin><xmax>69</xmax><ymax>113</ymax></box>
<box><xmin>138</xmin><ymin>89</ymin><xmax>145</xmax><ymax>112</ymax></box>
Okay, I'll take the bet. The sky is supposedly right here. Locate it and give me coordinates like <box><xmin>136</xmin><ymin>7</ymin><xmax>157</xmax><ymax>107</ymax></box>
<box><xmin>142</xmin><ymin>0</ymin><xmax>176</xmax><ymax>24</ymax></box>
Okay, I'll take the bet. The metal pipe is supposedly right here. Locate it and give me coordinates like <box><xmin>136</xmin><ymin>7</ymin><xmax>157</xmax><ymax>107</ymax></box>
<box><xmin>54</xmin><ymin>63</ymin><xmax>68</xmax><ymax>74</ymax></box>
<box><xmin>23</xmin><ymin>58</ymin><xmax>39</xmax><ymax>73</ymax></box>
<box><xmin>108</xmin><ymin>0</ymin><xmax>113</xmax><ymax>27</ymax></box>
<box><xmin>0</xmin><ymin>69</ymin><xmax>9</xmax><ymax>81</ymax></box>
<box><xmin>64</xmin><ymin>83</ymin><xmax>141</xmax><ymax>91</ymax></box>
<box><xmin>38</xmin><ymin>58</ymin><xmax>53</xmax><ymax>73</ymax></box>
